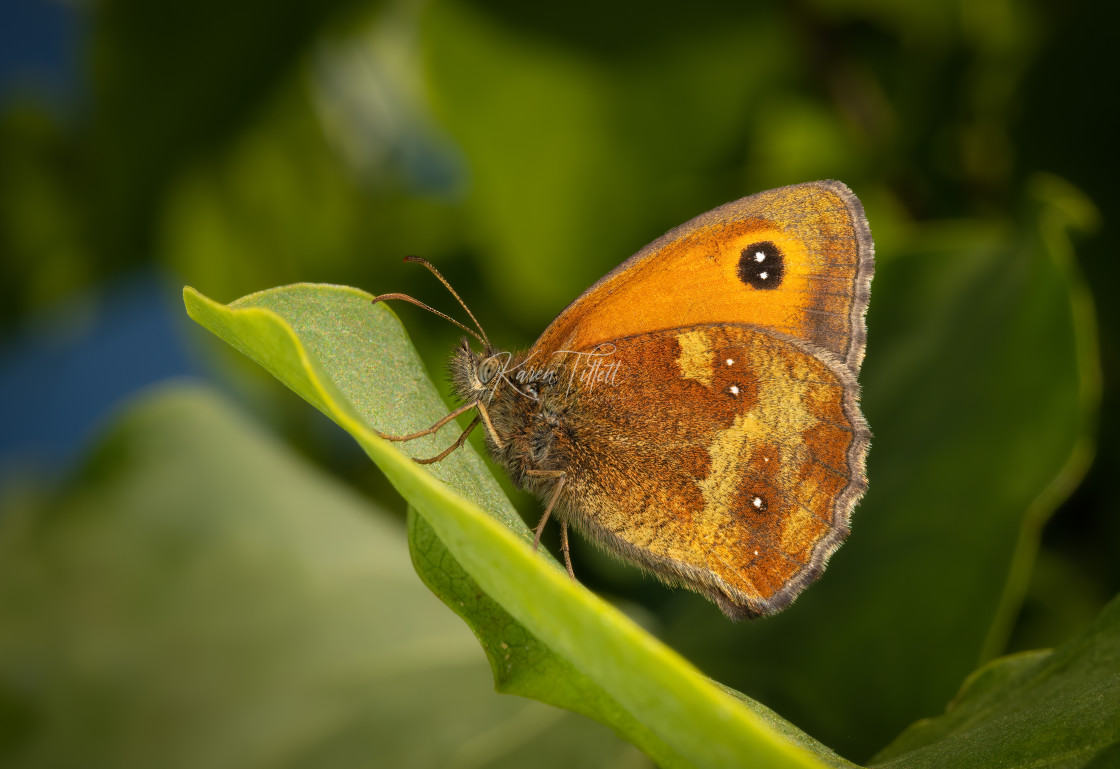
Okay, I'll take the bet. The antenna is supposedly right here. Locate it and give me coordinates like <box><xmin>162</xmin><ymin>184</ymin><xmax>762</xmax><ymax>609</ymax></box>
<box><xmin>371</xmin><ymin>256</ymin><xmax>490</xmax><ymax>348</ymax></box>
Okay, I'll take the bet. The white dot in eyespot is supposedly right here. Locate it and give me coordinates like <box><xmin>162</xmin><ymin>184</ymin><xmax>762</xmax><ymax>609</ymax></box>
<box><xmin>753</xmin><ymin>549</ymin><xmax>759</xmax><ymax>556</ymax></box>
<box><xmin>725</xmin><ymin>358</ymin><xmax>734</xmax><ymax>366</ymax></box>
<box><xmin>752</xmin><ymin>496</ymin><xmax>763</xmax><ymax>509</ymax></box>
<box><xmin>759</xmin><ymin>271</ymin><xmax>769</xmax><ymax>280</ymax></box>
<box><xmin>729</xmin><ymin>385</ymin><xmax>740</xmax><ymax>396</ymax></box>
<box><xmin>754</xmin><ymin>251</ymin><xmax>766</xmax><ymax>262</ymax></box>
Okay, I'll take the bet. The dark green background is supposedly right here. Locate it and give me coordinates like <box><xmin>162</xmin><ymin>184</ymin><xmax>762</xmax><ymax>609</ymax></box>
<box><xmin>1</xmin><ymin>0</ymin><xmax>1116</xmax><ymax>765</ymax></box>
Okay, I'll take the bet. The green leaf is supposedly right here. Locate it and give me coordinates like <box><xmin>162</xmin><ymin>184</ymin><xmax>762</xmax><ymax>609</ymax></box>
<box><xmin>184</xmin><ymin>283</ymin><xmax>853</xmax><ymax>769</ymax></box>
<box><xmin>0</xmin><ymin>385</ymin><xmax>642</xmax><ymax>768</ymax></box>
<box><xmin>870</xmin><ymin>591</ymin><xmax>1120</xmax><ymax>768</ymax></box>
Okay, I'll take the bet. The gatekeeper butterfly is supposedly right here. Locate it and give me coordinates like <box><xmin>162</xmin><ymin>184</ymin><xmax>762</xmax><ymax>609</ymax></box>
<box><xmin>373</xmin><ymin>180</ymin><xmax>873</xmax><ymax>619</ymax></box>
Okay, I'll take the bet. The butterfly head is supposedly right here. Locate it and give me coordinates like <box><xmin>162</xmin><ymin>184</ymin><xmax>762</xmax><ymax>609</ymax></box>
<box><xmin>450</xmin><ymin>337</ymin><xmax>504</xmax><ymax>402</ymax></box>
<box><xmin>450</xmin><ymin>336</ymin><xmax>546</xmax><ymax>406</ymax></box>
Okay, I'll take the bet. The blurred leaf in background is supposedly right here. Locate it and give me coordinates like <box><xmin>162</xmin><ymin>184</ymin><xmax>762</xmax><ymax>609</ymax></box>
<box><xmin>0</xmin><ymin>385</ymin><xmax>642</xmax><ymax>768</ymax></box>
<box><xmin>1</xmin><ymin>0</ymin><xmax>1117</xmax><ymax>765</ymax></box>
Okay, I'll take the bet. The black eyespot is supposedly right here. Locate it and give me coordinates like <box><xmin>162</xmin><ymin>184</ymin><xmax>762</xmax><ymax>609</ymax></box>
<box><xmin>737</xmin><ymin>241</ymin><xmax>784</xmax><ymax>290</ymax></box>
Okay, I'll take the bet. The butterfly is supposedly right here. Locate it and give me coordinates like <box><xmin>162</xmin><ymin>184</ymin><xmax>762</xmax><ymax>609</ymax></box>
<box><xmin>373</xmin><ymin>180</ymin><xmax>873</xmax><ymax>619</ymax></box>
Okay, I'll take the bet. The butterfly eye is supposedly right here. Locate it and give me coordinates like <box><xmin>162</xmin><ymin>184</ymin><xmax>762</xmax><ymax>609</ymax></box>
<box><xmin>737</xmin><ymin>241</ymin><xmax>784</xmax><ymax>290</ymax></box>
<box><xmin>477</xmin><ymin>356</ymin><xmax>502</xmax><ymax>384</ymax></box>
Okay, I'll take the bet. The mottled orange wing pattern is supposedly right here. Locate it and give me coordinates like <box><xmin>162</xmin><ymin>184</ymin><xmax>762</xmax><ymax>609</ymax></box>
<box><xmin>541</xmin><ymin>323</ymin><xmax>867</xmax><ymax>618</ymax></box>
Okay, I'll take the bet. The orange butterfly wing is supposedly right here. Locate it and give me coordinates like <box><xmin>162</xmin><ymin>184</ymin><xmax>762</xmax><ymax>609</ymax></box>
<box><xmin>526</xmin><ymin>180</ymin><xmax>873</xmax><ymax>617</ymax></box>
<box><xmin>535</xmin><ymin>180</ymin><xmax>873</xmax><ymax>374</ymax></box>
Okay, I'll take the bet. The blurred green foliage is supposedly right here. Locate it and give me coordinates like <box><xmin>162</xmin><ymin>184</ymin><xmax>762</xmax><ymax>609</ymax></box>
<box><xmin>0</xmin><ymin>386</ymin><xmax>643</xmax><ymax>768</ymax></box>
<box><xmin>1</xmin><ymin>0</ymin><xmax>1117</xmax><ymax>766</ymax></box>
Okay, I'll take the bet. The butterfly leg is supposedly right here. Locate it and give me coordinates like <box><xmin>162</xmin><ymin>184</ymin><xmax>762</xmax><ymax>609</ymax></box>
<box><xmin>526</xmin><ymin>470</ymin><xmax>575</xmax><ymax>579</ymax></box>
<box><xmin>414</xmin><ymin>416</ymin><xmax>479</xmax><ymax>464</ymax></box>
<box><xmin>375</xmin><ymin>400</ymin><xmax>478</xmax><ymax>443</ymax></box>
<box><xmin>560</xmin><ymin>519</ymin><xmax>574</xmax><ymax>580</ymax></box>
<box><xmin>417</xmin><ymin>400</ymin><xmax>505</xmax><ymax>463</ymax></box>
<box><xmin>472</xmin><ymin>401</ymin><xmax>506</xmax><ymax>449</ymax></box>
<box><xmin>377</xmin><ymin>400</ymin><xmax>504</xmax><ymax>465</ymax></box>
